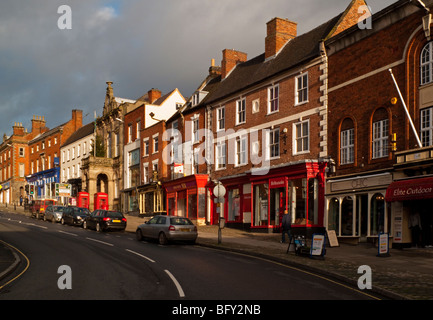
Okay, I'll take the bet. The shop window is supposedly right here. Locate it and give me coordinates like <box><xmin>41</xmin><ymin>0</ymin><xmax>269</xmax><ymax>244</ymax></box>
<box><xmin>289</xmin><ymin>179</ymin><xmax>307</xmax><ymax>225</ymax></box>
<box><xmin>328</xmin><ymin>198</ymin><xmax>340</xmax><ymax>233</ymax></box>
<box><xmin>370</xmin><ymin>193</ymin><xmax>385</xmax><ymax>236</ymax></box>
<box><xmin>253</xmin><ymin>183</ymin><xmax>268</xmax><ymax>226</ymax></box>
<box><xmin>341</xmin><ymin>196</ymin><xmax>354</xmax><ymax>236</ymax></box>
<box><xmin>144</xmin><ymin>192</ymin><xmax>154</xmax><ymax>213</ymax></box>
<box><xmin>228</xmin><ymin>188</ymin><xmax>241</xmax><ymax>222</ymax></box>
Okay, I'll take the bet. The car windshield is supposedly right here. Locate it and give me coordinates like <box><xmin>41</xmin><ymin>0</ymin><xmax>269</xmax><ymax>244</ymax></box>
<box><xmin>74</xmin><ymin>208</ymin><xmax>90</xmax><ymax>215</ymax></box>
<box><xmin>170</xmin><ymin>217</ymin><xmax>193</xmax><ymax>225</ymax></box>
<box><xmin>106</xmin><ymin>211</ymin><xmax>123</xmax><ymax>218</ymax></box>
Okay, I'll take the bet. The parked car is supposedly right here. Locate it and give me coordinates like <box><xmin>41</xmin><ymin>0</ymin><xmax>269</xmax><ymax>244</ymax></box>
<box><xmin>136</xmin><ymin>215</ymin><xmax>198</xmax><ymax>245</ymax></box>
<box><xmin>83</xmin><ymin>209</ymin><xmax>127</xmax><ymax>232</ymax></box>
<box><xmin>61</xmin><ymin>207</ymin><xmax>90</xmax><ymax>226</ymax></box>
<box><xmin>44</xmin><ymin>205</ymin><xmax>66</xmax><ymax>223</ymax></box>
<box><xmin>31</xmin><ymin>199</ymin><xmax>57</xmax><ymax>220</ymax></box>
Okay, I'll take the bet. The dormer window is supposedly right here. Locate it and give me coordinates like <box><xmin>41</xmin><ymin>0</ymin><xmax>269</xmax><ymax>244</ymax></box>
<box><xmin>191</xmin><ymin>90</ymin><xmax>209</xmax><ymax>107</ymax></box>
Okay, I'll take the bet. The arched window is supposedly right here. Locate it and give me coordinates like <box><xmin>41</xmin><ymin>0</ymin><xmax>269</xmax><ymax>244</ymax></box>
<box><xmin>421</xmin><ymin>42</ymin><xmax>433</xmax><ymax>85</ymax></box>
<box><xmin>370</xmin><ymin>193</ymin><xmax>385</xmax><ymax>236</ymax></box>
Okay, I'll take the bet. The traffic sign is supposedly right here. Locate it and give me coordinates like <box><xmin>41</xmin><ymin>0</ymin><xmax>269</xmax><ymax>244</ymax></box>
<box><xmin>213</xmin><ymin>182</ymin><xmax>226</xmax><ymax>199</ymax></box>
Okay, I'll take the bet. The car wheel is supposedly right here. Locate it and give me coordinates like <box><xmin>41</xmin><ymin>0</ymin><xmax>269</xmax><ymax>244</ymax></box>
<box><xmin>83</xmin><ymin>221</ymin><xmax>87</xmax><ymax>229</ymax></box>
<box><xmin>136</xmin><ymin>229</ymin><xmax>143</xmax><ymax>241</ymax></box>
<box><xmin>158</xmin><ymin>232</ymin><xmax>168</xmax><ymax>245</ymax></box>
<box><xmin>96</xmin><ymin>223</ymin><xmax>103</xmax><ymax>232</ymax></box>
<box><xmin>61</xmin><ymin>218</ymin><xmax>65</xmax><ymax>225</ymax></box>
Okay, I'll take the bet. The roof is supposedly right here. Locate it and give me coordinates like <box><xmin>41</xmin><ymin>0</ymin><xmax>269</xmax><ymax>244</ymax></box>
<box><xmin>61</xmin><ymin>122</ymin><xmax>94</xmax><ymax>148</ymax></box>
<box><xmin>204</xmin><ymin>13</ymin><xmax>343</xmax><ymax>105</ymax></box>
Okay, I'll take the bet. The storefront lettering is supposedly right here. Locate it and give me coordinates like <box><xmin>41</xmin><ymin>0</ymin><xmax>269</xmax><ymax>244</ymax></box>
<box><xmin>393</xmin><ymin>186</ymin><xmax>433</xmax><ymax>197</ymax></box>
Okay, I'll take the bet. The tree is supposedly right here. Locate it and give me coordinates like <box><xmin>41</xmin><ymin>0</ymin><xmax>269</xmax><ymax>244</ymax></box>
<box><xmin>90</xmin><ymin>135</ymin><xmax>106</xmax><ymax>158</ymax></box>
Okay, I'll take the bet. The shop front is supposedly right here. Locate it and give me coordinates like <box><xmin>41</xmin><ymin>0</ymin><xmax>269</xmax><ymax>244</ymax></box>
<box><xmin>385</xmin><ymin>176</ymin><xmax>433</xmax><ymax>248</ymax></box>
<box><xmin>212</xmin><ymin>161</ymin><xmax>327</xmax><ymax>232</ymax></box>
<box><xmin>26</xmin><ymin>167</ymin><xmax>60</xmax><ymax>200</ymax></box>
<box><xmin>326</xmin><ymin>172</ymin><xmax>392</xmax><ymax>244</ymax></box>
<box><xmin>163</xmin><ymin>174</ymin><xmax>208</xmax><ymax>224</ymax></box>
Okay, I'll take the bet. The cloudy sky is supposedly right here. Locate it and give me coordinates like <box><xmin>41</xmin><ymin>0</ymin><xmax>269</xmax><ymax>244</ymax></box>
<box><xmin>0</xmin><ymin>0</ymin><xmax>396</xmax><ymax>135</ymax></box>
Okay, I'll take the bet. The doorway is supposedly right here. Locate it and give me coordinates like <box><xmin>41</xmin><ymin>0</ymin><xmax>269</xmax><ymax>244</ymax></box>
<box><xmin>357</xmin><ymin>194</ymin><xmax>368</xmax><ymax>240</ymax></box>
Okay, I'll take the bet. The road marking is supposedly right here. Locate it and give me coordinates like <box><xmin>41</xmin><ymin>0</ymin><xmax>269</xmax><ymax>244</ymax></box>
<box><xmin>86</xmin><ymin>237</ymin><xmax>114</xmax><ymax>247</ymax></box>
<box><xmin>58</xmin><ymin>230</ymin><xmax>78</xmax><ymax>237</ymax></box>
<box><xmin>0</xmin><ymin>240</ymin><xmax>30</xmax><ymax>291</ymax></box>
<box><xmin>125</xmin><ymin>249</ymin><xmax>156</xmax><ymax>263</ymax></box>
<box><xmin>164</xmin><ymin>270</ymin><xmax>185</xmax><ymax>298</ymax></box>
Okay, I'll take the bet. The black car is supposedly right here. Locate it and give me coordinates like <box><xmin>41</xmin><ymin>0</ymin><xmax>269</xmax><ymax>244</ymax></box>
<box><xmin>83</xmin><ymin>209</ymin><xmax>127</xmax><ymax>232</ymax></box>
<box><xmin>61</xmin><ymin>207</ymin><xmax>90</xmax><ymax>226</ymax></box>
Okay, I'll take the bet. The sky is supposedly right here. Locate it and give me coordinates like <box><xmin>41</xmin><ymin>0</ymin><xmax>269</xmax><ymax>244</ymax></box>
<box><xmin>0</xmin><ymin>0</ymin><xmax>397</xmax><ymax>135</ymax></box>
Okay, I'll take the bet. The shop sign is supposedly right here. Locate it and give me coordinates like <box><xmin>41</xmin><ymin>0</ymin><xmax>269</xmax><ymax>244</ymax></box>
<box><xmin>310</xmin><ymin>234</ymin><xmax>325</xmax><ymax>256</ymax></box>
<box><xmin>269</xmin><ymin>178</ymin><xmax>285</xmax><ymax>188</ymax></box>
<box><xmin>377</xmin><ymin>233</ymin><xmax>390</xmax><ymax>257</ymax></box>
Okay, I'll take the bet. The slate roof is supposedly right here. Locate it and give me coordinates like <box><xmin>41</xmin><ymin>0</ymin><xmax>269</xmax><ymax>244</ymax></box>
<box><xmin>61</xmin><ymin>122</ymin><xmax>94</xmax><ymax>148</ymax></box>
<box><xmin>204</xmin><ymin>13</ymin><xmax>343</xmax><ymax>105</ymax></box>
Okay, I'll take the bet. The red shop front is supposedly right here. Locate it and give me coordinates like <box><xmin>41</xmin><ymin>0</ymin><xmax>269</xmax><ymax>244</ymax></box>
<box><xmin>163</xmin><ymin>174</ymin><xmax>208</xmax><ymax>224</ymax></box>
<box><xmin>211</xmin><ymin>161</ymin><xmax>327</xmax><ymax>231</ymax></box>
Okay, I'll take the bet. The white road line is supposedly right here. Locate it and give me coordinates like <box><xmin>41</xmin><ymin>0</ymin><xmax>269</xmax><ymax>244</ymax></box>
<box><xmin>86</xmin><ymin>237</ymin><xmax>114</xmax><ymax>247</ymax></box>
<box><xmin>58</xmin><ymin>230</ymin><xmax>78</xmax><ymax>237</ymax></box>
<box><xmin>164</xmin><ymin>270</ymin><xmax>185</xmax><ymax>298</ymax></box>
<box><xmin>125</xmin><ymin>249</ymin><xmax>156</xmax><ymax>263</ymax></box>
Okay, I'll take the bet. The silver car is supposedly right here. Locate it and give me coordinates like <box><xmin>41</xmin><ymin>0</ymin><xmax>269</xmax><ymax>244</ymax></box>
<box><xmin>136</xmin><ymin>215</ymin><xmax>198</xmax><ymax>245</ymax></box>
<box><xmin>44</xmin><ymin>205</ymin><xmax>67</xmax><ymax>223</ymax></box>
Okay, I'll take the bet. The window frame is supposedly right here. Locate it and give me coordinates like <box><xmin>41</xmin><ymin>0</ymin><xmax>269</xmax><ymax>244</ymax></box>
<box><xmin>267</xmin><ymin>84</ymin><xmax>279</xmax><ymax>114</ymax></box>
<box><xmin>293</xmin><ymin>120</ymin><xmax>310</xmax><ymax>155</ymax></box>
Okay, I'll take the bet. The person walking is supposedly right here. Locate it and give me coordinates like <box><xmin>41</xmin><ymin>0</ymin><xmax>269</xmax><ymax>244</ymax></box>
<box><xmin>281</xmin><ymin>210</ymin><xmax>292</xmax><ymax>244</ymax></box>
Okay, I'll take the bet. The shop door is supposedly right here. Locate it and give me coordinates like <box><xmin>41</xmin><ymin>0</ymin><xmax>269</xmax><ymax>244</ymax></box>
<box><xmin>357</xmin><ymin>194</ymin><xmax>368</xmax><ymax>240</ymax></box>
<box><xmin>270</xmin><ymin>187</ymin><xmax>286</xmax><ymax>227</ymax></box>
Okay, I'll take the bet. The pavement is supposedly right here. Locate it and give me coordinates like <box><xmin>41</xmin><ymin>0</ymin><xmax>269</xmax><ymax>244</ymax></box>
<box><xmin>1</xmin><ymin>205</ymin><xmax>433</xmax><ymax>300</ymax></box>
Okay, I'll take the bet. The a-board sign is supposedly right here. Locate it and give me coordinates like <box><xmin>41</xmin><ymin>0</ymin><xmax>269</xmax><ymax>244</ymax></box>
<box><xmin>310</xmin><ymin>234</ymin><xmax>325</xmax><ymax>256</ymax></box>
<box><xmin>327</xmin><ymin>230</ymin><xmax>339</xmax><ymax>247</ymax></box>
<box><xmin>377</xmin><ymin>233</ymin><xmax>390</xmax><ymax>257</ymax></box>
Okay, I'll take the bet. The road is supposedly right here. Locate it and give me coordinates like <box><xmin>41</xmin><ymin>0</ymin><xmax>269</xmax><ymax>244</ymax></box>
<box><xmin>0</xmin><ymin>211</ymin><xmax>382</xmax><ymax>303</ymax></box>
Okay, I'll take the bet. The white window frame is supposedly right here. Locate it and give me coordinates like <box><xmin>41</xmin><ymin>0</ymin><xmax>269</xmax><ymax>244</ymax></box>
<box><xmin>152</xmin><ymin>134</ymin><xmax>159</xmax><ymax>154</ymax></box>
<box><xmin>340</xmin><ymin>128</ymin><xmax>355</xmax><ymax>165</ymax></box>
<box><xmin>421</xmin><ymin>42</ymin><xmax>433</xmax><ymax>86</ymax></box>
<box><xmin>236</xmin><ymin>98</ymin><xmax>246</xmax><ymax>125</ymax></box>
<box><xmin>143</xmin><ymin>138</ymin><xmax>149</xmax><ymax>157</ymax></box>
<box><xmin>143</xmin><ymin>163</ymin><xmax>149</xmax><ymax>184</ymax></box>
<box><xmin>372</xmin><ymin>119</ymin><xmax>389</xmax><ymax>159</ymax></box>
<box><xmin>267</xmin><ymin>84</ymin><xmax>279</xmax><ymax>114</ymax></box>
<box><xmin>216</xmin><ymin>106</ymin><xmax>225</xmax><ymax>131</ymax></box>
<box><xmin>216</xmin><ymin>141</ymin><xmax>226</xmax><ymax>170</ymax></box>
<box><xmin>421</xmin><ymin>107</ymin><xmax>433</xmax><ymax>147</ymax></box>
<box><xmin>295</xmin><ymin>73</ymin><xmax>309</xmax><ymax>105</ymax></box>
<box><xmin>267</xmin><ymin>128</ymin><xmax>280</xmax><ymax>160</ymax></box>
<box><xmin>192</xmin><ymin>115</ymin><xmax>200</xmax><ymax>144</ymax></box>
<box><xmin>293</xmin><ymin>120</ymin><xmax>310</xmax><ymax>155</ymax></box>
<box><xmin>235</xmin><ymin>136</ymin><xmax>247</xmax><ymax>166</ymax></box>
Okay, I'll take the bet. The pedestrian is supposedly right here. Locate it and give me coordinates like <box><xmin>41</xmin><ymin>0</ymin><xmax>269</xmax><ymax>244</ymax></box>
<box><xmin>281</xmin><ymin>210</ymin><xmax>292</xmax><ymax>244</ymax></box>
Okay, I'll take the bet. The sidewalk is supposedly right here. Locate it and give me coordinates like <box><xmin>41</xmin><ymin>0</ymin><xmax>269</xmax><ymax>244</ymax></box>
<box><xmin>1</xmin><ymin>205</ymin><xmax>433</xmax><ymax>300</ymax></box>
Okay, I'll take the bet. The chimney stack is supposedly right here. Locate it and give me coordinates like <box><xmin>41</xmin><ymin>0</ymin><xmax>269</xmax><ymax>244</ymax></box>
<box><xmin>209</xmin><ymin>58</ymin><xmax>221</xmax><ymax>77</ymax></box>
<box><xmin>265</xmin><ymin>17</ymin><xmax>297</xmax><ymax>60</ymax></box>
<box><xmin>148</xmin><ymin>88</ymin><xmax>162</xmax><ymax>104</ymax></box>
<box><xmin>221</xmin><ymin>49</ymin><xmax>247</xmax><ymax>80</ymax></box>
<box><xmin>31</xmin><ymin>115</ymin><xmax>46</xmax><ymax>134</ymax></box>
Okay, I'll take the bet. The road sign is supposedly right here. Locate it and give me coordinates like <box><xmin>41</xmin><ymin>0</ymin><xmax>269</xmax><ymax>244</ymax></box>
<box><xmin>56</xmin><ymin>183</ymin><xmax>71</xmax><ymax>197</ymax></box>
<box><xmin>213</xmin><ymin>182</ymin><xmax>226</xmax><ymax>199</ymax></box>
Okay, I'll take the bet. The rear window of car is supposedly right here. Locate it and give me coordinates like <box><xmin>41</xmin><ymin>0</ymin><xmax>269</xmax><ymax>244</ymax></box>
<box><xmin>53</xmin><ymin>206</ymin><xmax>65</xmax><ymax>212</ymax></box>
<box><xmin>106</xmin><ymin>211</ymin><xmax>123</xmax><ymax>218</ymax></box>
<box><xmin>170</xmin><ymin>217</ymin><xmax>193</xmax><ymax>225</ymax></box>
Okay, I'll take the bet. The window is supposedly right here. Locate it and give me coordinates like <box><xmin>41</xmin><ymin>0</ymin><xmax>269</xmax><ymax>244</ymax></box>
<box><xmin>136</xmin><ymin>120</ymin><xmax>141</xmax><ymax>140</ymax></box>
<box><xmin>268</xmin><ymin>84</ymin><xmax>279</xmax><ymax>113</ymax></box>
<box><xmin>421</xmin><ymin>107</ymin><xmax>433</xmax><ymax>147</ymax></box>
<box><xmin>341</xmin><ymin>128</ymin><xmax>354</xmax><ymax>165</ymax></box>
<box><xmin>294</xmin><ymin>120</ymin><xmax>309</xmax><ymax>154</ymax></box>
<box><xmin>143</xmin><ymin>138</ymin><xmax>149</xmax><ymax>157</ymax></box>
<box><xmin>19</xmin><ymin>148</ymin><xmax>24</xmax><ymax>157</ymax></box>
<box><xmin>115</xmin><ymin>132</ymin><xmax>120</xmax><ymax>157</ymax></box>
<box><xmin>268</xmin><ymin>128</ymin><xmax>280</xmax><ymax>159</ymax></box>
<box><xmin>216</xmin><ymin>106</ymin><xmax>225</xmax><ymax>131</ymax></box>
<box><xmin>128</xmin><ymin>124</ymin><xmax>132</xmax><ymax>143</ymax></box>
<box><xmin>235</xmin><ymin>136</ymin><xmax>247</xmax><ymax>166</ymax></box>
<box><xmin>106</xmin><ymin>133</ymin><xmax>111</xmax><ymax>158</ymax></box>
<box><xmin>153</xmin><ymin>135</ymin><xmax>159</xmax><ymax>153</ymax></box>
<box><xmin>19</xmin><ymin>163</ymin><xmax>24</xmax><ymax>178</ymax></box>
<box><xmin>143</xmin><ymin>164</ymin><xmax>149</xmax><ymax>184</ymax></box>
<box><xmin>372</xmin><ymin>119</ymin><xmax>389</xmax><ymax>159</ymax></box>
<box><xmin>216</xmin><ymin>142</ymin><xmax>226</xmax><ymax>170</ymax></box>
<box><xmin>193</xmin><ymin>148</ymin><xmax>199</xmax><ymax>174</ymax></box>
<box><xmin>192</xmin><ymin>116</ymin><xmax>200</xmax><ymax>143</ymax></box>
<box><xmin>421</xmin><ymin>42</ymin><xmax>433</xmax><ymax>85</ymax></box>
<box><xmin>236</xmin><ymin>98</ymin><xmax>246</xmax><ymax>125</ymax></box>
<box><xmin>295</xmin><ymin>73</ymin><xmax>308</xmax><ymax>105</ymax></box>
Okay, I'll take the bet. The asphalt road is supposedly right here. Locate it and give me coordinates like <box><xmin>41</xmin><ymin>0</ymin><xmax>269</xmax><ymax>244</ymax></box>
<box><xmin>0</xmin><ymin>211</ymin><xmax>381</xmax><ymax>303</ymax></box>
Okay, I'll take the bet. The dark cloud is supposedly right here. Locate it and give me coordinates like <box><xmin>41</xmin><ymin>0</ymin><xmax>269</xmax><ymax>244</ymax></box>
<box><xmin>0</xmin><ymin>0</ymin><xmax>396</xmax><ymax>135</ymax></box>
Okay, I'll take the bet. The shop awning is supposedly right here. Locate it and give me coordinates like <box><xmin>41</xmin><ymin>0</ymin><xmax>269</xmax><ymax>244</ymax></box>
<box><xmin>385</xmin><ymin>177</ymin><xmax>433</xmax><ymax>202</ymax></box>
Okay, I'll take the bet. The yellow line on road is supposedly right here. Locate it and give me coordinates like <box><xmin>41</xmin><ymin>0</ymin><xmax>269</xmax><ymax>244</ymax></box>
<box><xmin>0</xmin><ymin>240</ymin><xmax>30</xmax><ymax>290</ymax></box>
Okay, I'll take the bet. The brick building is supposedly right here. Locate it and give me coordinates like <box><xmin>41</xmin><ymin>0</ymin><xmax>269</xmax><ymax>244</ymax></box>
<box><xmin>325</xmin><ymin>0</ymin><xmax>433</xmax><ymax>247</ymax></box>
<box><xmin>0</xmin><ymin>119</ymin><xmax>48</xmax><ymax>204</ymax></box>
<box><xmin>198</xmin><ymin>1</ymin><xmax>365</xmax><ymax>230</ymax></box>
<box><xmin>27</xmin><ymin>110</ymin><xmax>83</xmax><ymax>200</ymax></box>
